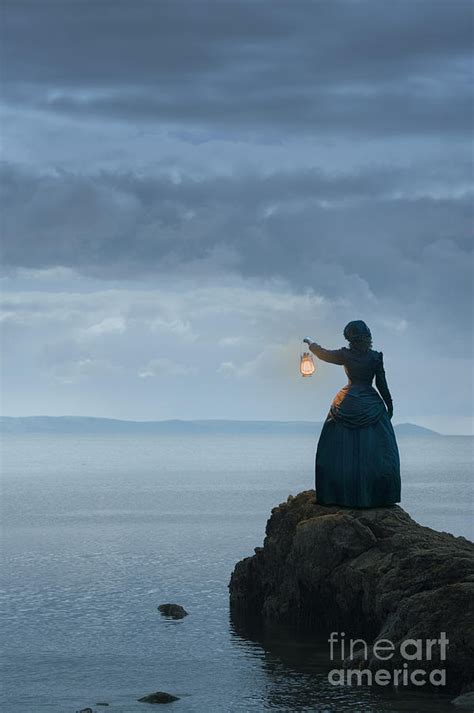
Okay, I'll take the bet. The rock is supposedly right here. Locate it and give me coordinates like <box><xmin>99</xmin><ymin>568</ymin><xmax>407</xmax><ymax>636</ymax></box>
<box><xmin>452</xmin><ymin>692</ymin><xmax>474</xmax><ymax>707</ymax></box>
<box><xmin>157</xmin><ymin>603</ymin><xmax>188</xmax><ymax>619</ymax></box>
<box><xmin>96</xmin><ymin>705</ymin><xmax>110</xmax><ymax>707</ymax></box>
<box><xmin>229</xmin><ymin>490</ymin><xmax>474</xmax><ymax>694</ymax></box>
<box><xmin>138</xmin><ymin>691</ymin><xmax>180</xmax><ymax>704</ymax></box>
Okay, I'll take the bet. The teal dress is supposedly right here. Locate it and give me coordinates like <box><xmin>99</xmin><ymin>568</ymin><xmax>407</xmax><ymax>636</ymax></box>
<box><xmin>309</xmin><ymin>343</ymin><xmax>401</xmax><ymax>507</ymax></box>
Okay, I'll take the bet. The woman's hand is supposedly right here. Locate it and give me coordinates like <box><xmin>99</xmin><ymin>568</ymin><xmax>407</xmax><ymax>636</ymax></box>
<box><xmin>303</xmin><ymin>337</ymin><xmax>315</xmax><ymax>346</ymax></box>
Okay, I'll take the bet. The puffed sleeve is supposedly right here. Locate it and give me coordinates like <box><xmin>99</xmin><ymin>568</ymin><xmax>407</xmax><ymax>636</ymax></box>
<box><xmin>375</xmin><ymin>351</ymin><xmax>393</xmax><ymax>414</ymax></box>
<box><xmin>308</xmin><ymin>342</ymin><xmax>345</xmax><ymax>365</ymax></box>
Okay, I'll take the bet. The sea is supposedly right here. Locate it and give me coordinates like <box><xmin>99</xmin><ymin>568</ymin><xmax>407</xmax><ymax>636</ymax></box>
<box><xmin>1</xmin><ymin>433</ymin><xmax>472</xmax><ymax>713</ymax></box>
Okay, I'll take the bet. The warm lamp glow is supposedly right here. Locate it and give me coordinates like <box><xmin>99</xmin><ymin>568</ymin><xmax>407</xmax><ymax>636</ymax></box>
<box><xmin>300</xmin><ymin>351</ymin><xmax>315</xmax><ymax>377</ymax></box>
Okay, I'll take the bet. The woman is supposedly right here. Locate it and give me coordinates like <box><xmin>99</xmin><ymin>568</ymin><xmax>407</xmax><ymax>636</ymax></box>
<box><xmin>303</xmin><ymin>320</ymin><xmax>401</xmax><ymax>507</ymax></box>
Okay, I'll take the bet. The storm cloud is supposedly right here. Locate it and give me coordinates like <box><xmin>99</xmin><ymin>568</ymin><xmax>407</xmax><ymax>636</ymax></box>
<box><xmin>1</xmin><ymin>0</ymin><xmax>472</xmax><ymax>432</ymax></box>
<box><xmin>2</xmin><ymin>0</ymin><xmax>472</xmax><ymax>135</ymax></box>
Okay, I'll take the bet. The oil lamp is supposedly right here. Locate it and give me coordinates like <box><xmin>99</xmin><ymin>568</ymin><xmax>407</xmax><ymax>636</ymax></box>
<box><xmin>300</xmin><ymin>351</ymin><xmax>315</xmax><ymax>377</ymax></box>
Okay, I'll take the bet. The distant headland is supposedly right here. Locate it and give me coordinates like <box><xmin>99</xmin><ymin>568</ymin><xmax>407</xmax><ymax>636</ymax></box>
<box><xmin>0</xmin><ymin>416</ymin><xmax>445</xmax><ymax>436</ymax></box>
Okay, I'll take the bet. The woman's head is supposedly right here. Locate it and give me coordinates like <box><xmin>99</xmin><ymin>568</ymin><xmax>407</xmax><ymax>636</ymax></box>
<box><xmin>343</xmin><ymin>320</ymin><xmax>372</xmax><ymax>352</ymax></box>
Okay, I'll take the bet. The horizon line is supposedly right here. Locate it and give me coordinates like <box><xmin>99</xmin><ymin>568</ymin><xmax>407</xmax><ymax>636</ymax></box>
<box><xmin>0</xmin><ymin>414</ymin><xmax>436</xmax><ymax>424</ymax></box>
<box><xmin>2</xmin><ymin>414</ymin><xmax>468</xmax><ymax>437</ymax></box>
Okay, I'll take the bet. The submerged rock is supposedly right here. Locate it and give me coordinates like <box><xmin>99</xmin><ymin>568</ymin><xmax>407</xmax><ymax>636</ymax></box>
<box><xmin>138</xmin><ymin>691</ymin><xmax>180</xmax><ymax>704</ymax></box>
<box><xmin>229</xmin><ymin>490</ymin><xmax>474</xmax><ymax>694</ymax></box>
<box><xmin>158</xmin><ymin>603</ymin><xmax>188</xmax><ymax>619</ymax></box>
<box><xmin>452</xmin><ymin>692</ymin><xmax>474</xmax><ymax>707</ymax></box>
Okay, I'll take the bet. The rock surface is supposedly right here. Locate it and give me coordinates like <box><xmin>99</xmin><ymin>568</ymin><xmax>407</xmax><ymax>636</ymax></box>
<box><xmin>229</xmin><ymin>490</ymin><xmax>474</xmax><ymax>694</ymax></box>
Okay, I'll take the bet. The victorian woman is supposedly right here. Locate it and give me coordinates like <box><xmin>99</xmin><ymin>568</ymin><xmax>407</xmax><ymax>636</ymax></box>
<box><xmin>303</xmin><ymin>320</ymin><xmax>401</xmax><ymax>507</ymax></box>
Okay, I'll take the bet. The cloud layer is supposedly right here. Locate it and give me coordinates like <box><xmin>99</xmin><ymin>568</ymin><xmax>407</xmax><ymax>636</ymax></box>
<box><xmin>1</xmin><ymin>0</ymin><xmax>472</xmax><ymax>432</ymax></box>
<box><xmin>3</xmin><ymin>0</ymin><xmax>472</xmax><ymax>136</ymax></box>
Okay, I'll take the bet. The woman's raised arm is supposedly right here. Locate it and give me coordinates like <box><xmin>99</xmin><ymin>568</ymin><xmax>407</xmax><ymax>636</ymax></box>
<box><xmin>303</xmin><ymin>338</ymin><xmax>345</xmax><ymax>365</ymax></box>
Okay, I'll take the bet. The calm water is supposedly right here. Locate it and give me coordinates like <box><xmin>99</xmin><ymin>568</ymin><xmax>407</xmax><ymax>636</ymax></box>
<box><xmin>1</xmin><ymin>433</ymin><xmax>472</xmax><ymax>713</ymax></box>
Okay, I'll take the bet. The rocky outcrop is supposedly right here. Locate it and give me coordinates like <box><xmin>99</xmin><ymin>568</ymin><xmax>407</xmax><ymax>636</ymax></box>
<box><xmin>229</xmin><ymin>490</ymin><xmax>474</xmax><ymax>694</ymax></box>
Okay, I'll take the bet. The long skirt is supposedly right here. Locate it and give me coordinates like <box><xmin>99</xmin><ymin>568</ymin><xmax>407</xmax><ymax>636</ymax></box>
<box><xmin>315</xmin><ymin>410</ymin><xmax>401</xmax><ymax>507</ymax></box>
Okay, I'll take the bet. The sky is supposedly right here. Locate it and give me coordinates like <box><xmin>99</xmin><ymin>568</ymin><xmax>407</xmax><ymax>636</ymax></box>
<box><xmin>1</xmin><ymin>0</ymin><xmax>472</xmax><ymax>434</ymax></box>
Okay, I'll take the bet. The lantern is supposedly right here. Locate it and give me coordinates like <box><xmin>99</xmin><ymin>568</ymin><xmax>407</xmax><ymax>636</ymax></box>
<box><xmin>300</xmin><ymin>351</ymin><xmax>315</xmax><ymax>377</ymax></box>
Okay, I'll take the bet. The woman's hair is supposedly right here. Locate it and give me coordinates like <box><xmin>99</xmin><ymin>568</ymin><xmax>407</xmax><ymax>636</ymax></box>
<box><xmin>347</xmin><ymin>333</ymin><xmax>373</xmax><ymax>352</ymax></box>
<box><xmin>343</xmin><ymin>320</ymin><xmax>373</xmax><ymax>352</ymax></box>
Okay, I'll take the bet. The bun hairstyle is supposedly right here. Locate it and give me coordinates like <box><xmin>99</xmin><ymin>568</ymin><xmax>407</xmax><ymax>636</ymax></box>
<box><xmin>343</xmin><ymin>320</ymin><xmax>373</xmax><ymax>352</ymax></box>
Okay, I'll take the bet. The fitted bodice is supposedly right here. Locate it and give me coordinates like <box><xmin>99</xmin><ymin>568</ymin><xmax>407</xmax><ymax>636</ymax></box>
<box><xmin>342</xmin><ymin>348</ymin><xmax>380</xmax><ymax>385</ymax></box>
<box><xmin>308</xmin><ymin>342</ymin><xmax>394</xmax><ymax>427</ymax></box>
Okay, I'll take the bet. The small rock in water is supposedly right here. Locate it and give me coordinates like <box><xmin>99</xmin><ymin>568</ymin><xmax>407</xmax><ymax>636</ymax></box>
<box><xmin>78</xmin><ymin>708</ymin><xmax>93</xmax><ymax>713</ymax></box>
<box><xmin>157</xmin><ymin>603</ymin><xmax>188</xmax><ymax>619</ymax></box>
<box><xmin>138</xmin><ymin>691</ymin><xmax>180</xmax><ymax>704</ymax></box>
<box><xmin>452</xmin><ymin>692</ymin><xmax>474</xmax><ymax>707</ymax></box>
<box><xmin>96</xmin><ymin>704</ymin><xmax>110</xmax><ymax>707</ymax></box>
